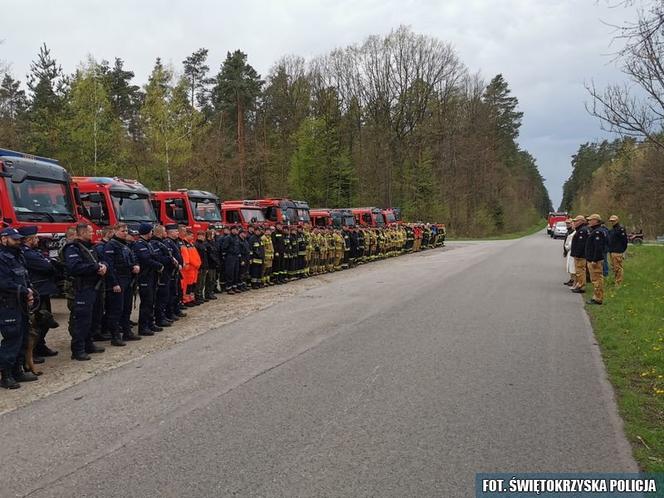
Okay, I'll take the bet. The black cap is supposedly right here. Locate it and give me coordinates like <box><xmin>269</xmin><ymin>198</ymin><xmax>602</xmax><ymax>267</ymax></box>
<box><xmin>18</xmin><ymin>225</ymin><xmax>39</xmax><ymax>237</ymax></box>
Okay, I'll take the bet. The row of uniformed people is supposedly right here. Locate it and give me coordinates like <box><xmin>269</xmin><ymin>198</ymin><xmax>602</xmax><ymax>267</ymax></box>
<box><xmin>205</xmin><ymin>222</ymin><xmax>447</xmax><ymax>292</ymax></box>
<box><xmin>563</xmin><ymin>213</ymin><xmax>628</xmax><ymax>305</ymax></box>
<box><xmin>0</xmin><ymin>220</ymin><xmax>445</xmax><ymax>389</ymax></box>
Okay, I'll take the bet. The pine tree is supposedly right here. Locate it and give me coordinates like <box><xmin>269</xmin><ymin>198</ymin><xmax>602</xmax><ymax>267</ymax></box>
<box><xmin>212</xmin><ymin>50</ymin><xmax>263</xmax><ymax>196</ymax></box>
<box><xmin>183</xmin><ymin>48</ymin><xmax>212</xmax><ymax>112</ymax></box>
<box><xmin>25</xmin><ymin>44</ymin><xmax>67</xmax><ymax>157</ymax></box>
<box><xmin>0</xmin><ymin>73</ymin><xmax>28</xmax><ymax>148</ymax></box>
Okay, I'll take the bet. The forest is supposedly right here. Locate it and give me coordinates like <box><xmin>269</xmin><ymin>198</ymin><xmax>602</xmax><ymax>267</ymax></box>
<box><xmin>0</xmin><ymin>27</ymin><xmax>552</xmax><ymax>236</ymax></box>
<box><xmin>561</xmin><ymin>138</ymin><xmax>664</xmax><ymax>237</ymax></box>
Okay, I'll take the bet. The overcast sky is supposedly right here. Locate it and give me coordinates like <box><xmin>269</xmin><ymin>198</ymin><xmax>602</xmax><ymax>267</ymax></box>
<box><xmin>1</xmin><ymin>0</ymin><xmax>638</xmax><ymax>208</ymax></box>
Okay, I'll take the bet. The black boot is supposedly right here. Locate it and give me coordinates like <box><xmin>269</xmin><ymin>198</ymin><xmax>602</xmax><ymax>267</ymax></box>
<box><xmin>71</xmin><ymin>352</ymin><xmax>91</xmax><ymax>361</ymax></box>
<box><xmin>86</xmin><ymin>344</ymin><xmax>105</xmax><ymax>354</ymax></box>
<box><xmin>13</xmin><ymin>364</ymin><xmax>39</xmax><ymax>382</ymax></box>
<box><xmin>123</xmin><ymin>331</ymin><xmax>142</xmax><ymax>341</ymax></box>
<box><xmin>111</xmin><ymin>332</ymin><xmax>126</xmax><ymax>347</ymax></box>
<box><xmin>34</xmin><ymin>345</ymin><xmax>58</xmax><ymax>357</ymax></box>
<box><xmin>1</xmin><ymin>369</ymin><xmax>20</xmax><ymax>389</ymax></box>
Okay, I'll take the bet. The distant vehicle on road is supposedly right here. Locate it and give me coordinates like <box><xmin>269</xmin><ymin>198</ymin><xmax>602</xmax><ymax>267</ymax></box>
<box><xmin>628</xmin><ymin>230</ymin><xmax>644</xmax><ymax>245</ymax></box>
<box><xmin>552</xmin><ymin>221</ymin><xmax>568</xmax><ymax>239</ymax></box>
<box><xmin>547</xmin><ymin>212</ymin><xmax>568</xmax><ymax>236</ymax></box>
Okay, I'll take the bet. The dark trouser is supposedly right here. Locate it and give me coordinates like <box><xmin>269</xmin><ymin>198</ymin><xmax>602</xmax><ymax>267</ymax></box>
<box><xmin>70</xmin><ymin>286</ymin><xmax>100</xmax><ymax>355</ymax></box>
<box><xmin>106</xmin><ymin>277</ymin><xmax>133</xmax><ymax>337</ymax></box>
<box><xmin>138</xmin><ymin>273</ymin><xmax>156</xmax><ymax>332</ymax></box>
<box><xmin>34</xmin><ymin>294</ymin><xmax>53</xmax><ymax>349</ymax></box>
<box><xmin>239</xmin><ymin>261</ymin><xmax>248</xmax><ymax>288</ymax></box>
<box><xmin>0</xmin><ymin>306</ymin><xmax>24</xmax><ymax>371</ymax></box>
<box><xmin>155</xmin><ymin>274</ymin><xmax>171</xmax><ymax>323</ymax></box>
<box><xmin>250</xmin><ymin>262</ymin><xmax>263</xmax><ymax>286</ymax></box>
<box><xmin>272</xmin><ymin>256</ymin><xmax>283</xmax><ymax>281</ymax></box>
<box><xmin>205</xmin><ymin>269</ymin><xmax>217</xmax><ymax>297</ymax></box>
<box><xmin>224</xmin><ymin>256</ymin><xmax>240</xmax><ymax>290</ymax></box>
<box><xmin>167</xmin><ymin>273</ymin><xmax>179</xmax><ymax>318</ymax></box>
<box><xmin>195</xmin><ymin>268</ymin><xmax>207</xmax><ymax>301</ymax></box>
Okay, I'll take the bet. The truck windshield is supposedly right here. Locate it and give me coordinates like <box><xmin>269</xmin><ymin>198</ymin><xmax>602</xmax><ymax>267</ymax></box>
<box><xmin>385</xmin><ymin>212</ymin><xmax>396</xmax><ymax>223</ymax></box>
<box><xmin>241</xmin><ymin>209</ymin><xmax>265</xmax><ymax>223</ymax></box>
<box><xmin>343</xmin><ymin>216</ymin><xmax>356</xmax><ymax>227</ymax></box>
<box><xmin>111</xmin><ymin>192</ymin><xmax>156</xmax><ymax>222</ymax></box>
<box><xmin>190</xmin><ymin>198</ymin><xmax>221</xmax><ymax>222</ymax></box>
<box><xmin>282</xmin><ymin>207</ymin><xmax>299</xmax><ymax>224</ymax></box>
<box><xmin>296</xmin><ymin>208</ymin><xmax>310</xmax><ymax>223</ymax></box>
<box><xmin>374</xmin><ymin>213</ymin><xmax>386</xmax><ymax>226</ymax></box>
<box><xmin>5</xmin><ymin>177</ymin><xmax>75</xmax><ymax>222</ymax></box>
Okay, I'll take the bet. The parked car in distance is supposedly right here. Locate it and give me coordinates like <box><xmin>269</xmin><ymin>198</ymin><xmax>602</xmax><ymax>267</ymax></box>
<box><xmin>552</xmin><ymin>221</ymin><xmax>568</xmax><ymax>239</ymax></box>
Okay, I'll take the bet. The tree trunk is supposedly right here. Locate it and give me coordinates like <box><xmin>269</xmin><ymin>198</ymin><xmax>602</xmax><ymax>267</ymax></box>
<box><xmin>237</xmin><ymin>95</ymin><xmax>246</xmax><ymax>197</ymax></box>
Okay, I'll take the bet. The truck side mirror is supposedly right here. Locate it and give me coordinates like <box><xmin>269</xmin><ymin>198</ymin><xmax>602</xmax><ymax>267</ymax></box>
<box><xmin>11</xmin><ymin>169</ymin><xmax>28</xmax><ymax>183</ymax></box>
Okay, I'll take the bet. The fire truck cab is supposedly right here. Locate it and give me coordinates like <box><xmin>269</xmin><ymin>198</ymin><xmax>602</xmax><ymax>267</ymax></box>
<box><xmin>310</xmin><ymin>209</ymin><xmax>333</xmax><ymax>227</ymax></box>
<box><xmin>221</xmin><ymin>200</ymin><xmax>267</xmax><ymax>227</ymax></box>
<box><xmin>250</xmin><ymin>198</ymin><xmax>310</xmax><ymax>225</ymax></box>
<box><xmin>329</xmin><ymin>208</ymin><xmax>356</xmax><ymax>228</ymax></box>
<box><xmin>0</xmin><ymin>148</ymin><xmax>80</xmax><ymax>257</ymax></box>
<box><xmin>382</xmin><ymin>207</ymin><xmax>401</xmax><ymax>224</ymax></box>
<box><xmin>74</xmin><ymin>176</ymin><xmax>156</xmax><ymax>233</ymax></box>
<box><xmin>152</xmin><ymin>189</ymin><xmax>221</xmax><ymax>234</ymax></box>
<box><xmin>351</xmin><ymin>207</ymin><xmax>386</xmax><ymax>227</ymax></box>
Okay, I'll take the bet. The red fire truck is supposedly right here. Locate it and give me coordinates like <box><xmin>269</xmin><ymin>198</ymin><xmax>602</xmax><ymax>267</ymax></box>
<box><xmin>547</xmin><ymin>211</ymin><xmax>568</xmax><ymax>237</ymax></box>
<box><xmin>382</xmin><ymin>207</ymin><xmax>401</xmax><ymax>224</ymax></box>
<box><xmin>230</xmin><ymin>198</ymin><xmax>310</xmax><ymax>225</ymax></box>
<box><xmin>221</xmin><ymin>200</ymin><xmax>267</xmax><ymax>227</ymax></box>
<box><xmin>152</xmin><ymin>189</ymin><xmax>221</xmax><ymax>234</ymax></box>
<box><xmin>74</xmin><ymin>176</ymin><xmax>157</xmax><ymax>234</ymax></box>
<box><xmin>330</xmin><ymin>208</ymin><xmax>356</xmax><ymax>228</ymax></box>
<box><xmin>1</xmin><ymin>148</ymin><xmax>81</xmax><ymax>257</ymax></box>
<box><xmin>351</xmin><ymin>207</ymin><xmax>386</xmax><ymax>227</ymax></box>
<box><xmin>310</xmin><ymin>209</ymin><xmax>333</xmax><ymax>227</ymax></box>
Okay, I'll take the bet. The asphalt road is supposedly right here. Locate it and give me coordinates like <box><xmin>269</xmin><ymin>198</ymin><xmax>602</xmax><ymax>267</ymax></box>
<box><xmin>0</xmin><ymin>233</ymin><xmax>636</xmax><ymax>497</ymax></box>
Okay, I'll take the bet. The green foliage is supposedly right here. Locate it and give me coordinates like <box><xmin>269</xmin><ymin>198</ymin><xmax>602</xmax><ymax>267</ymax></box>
<box><xmin>61</xmin><ymin>58</ymin><xmax>123</xmax><ymax>176</ymax></box>
<box><xmin>1</xmin><ymin>29</ymin><xmax>552</xmax><ymax>237</ymax></box>
<box><xmin>24</xmin><ymin>44</ymin><xmax>67</xmax><ymax>158</ymax></box>
<box><xmin>289</xmin><ymin>117</ymin><xmax>355</xmax><ymax>207</ymax></box>
<box><xmin>563</xmin><ymin>138</ymin><xmax>664</xmax><ymax>237</ymax></box>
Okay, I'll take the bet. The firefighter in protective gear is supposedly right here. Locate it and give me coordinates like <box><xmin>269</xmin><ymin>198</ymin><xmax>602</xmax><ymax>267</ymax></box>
<box><xmin>311</xmin><ymin>228</ymin><xmax>321</xmax><ymax>275</ymax></box>
<box><xmin>303</xmin><ymin>226</ymin><xmax>313</xmax><ymax>277</ymax></box>
<box><xmin>333</xmin><ymin>229</ymin><xmax>344</xmax><ymax>271</ymax></box>
<box><xmin>248</xmin><ymin>225</ymin><xmax>265</xmax><ymax>288</ymax></box>
<box><xmin>261</xmin><ymin>226</ymin><xmax>274</xmax><ymax>285</ymax></box>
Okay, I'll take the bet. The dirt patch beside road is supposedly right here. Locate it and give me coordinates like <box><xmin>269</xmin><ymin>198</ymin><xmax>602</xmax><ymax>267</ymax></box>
<box><xmin>0</xmin><ymin>277</ymin><xmax>324</xmax><ymax>415</ymax></box>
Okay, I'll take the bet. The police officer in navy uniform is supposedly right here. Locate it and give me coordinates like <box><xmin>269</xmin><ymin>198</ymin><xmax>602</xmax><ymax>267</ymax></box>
<box><xmin>102</xmin><ymin>223</ymin><xmax>141</xmax><ymax>346</ymax></box>
<box><xmin>132</xmin><ymin>223</ymin><xmax>164</xmax><ymax>336</ymax></box>
<box><xmin>62</xmin><ymin>223</ymin><xmax>107</xmax><ymax>361</ymax></box>
<box><xmin>0</xmin><ymin>227</ymin><xmax>38</xmax><ymax>388</ymax></box>
<box><xmin>18</xmin><ymin>225</ymin><xmax>60</xmax><ymax>359</ymax></box>
<box><xmin>150</xmin><ymin>225</ymin><xmax>177</xmax><ymax>327</ymax></box>
<box><xmin>220</xmin><ymin>225</ymin><xmax>241</xmax><ymax>294</ymax></box>
<box><xmin>163</xmin><ymin>224</ymin><xmax>185</xmax><ymax>320</ymax></box>
<box><xmin>93</xmin><ymin>226</ymin><xmax>114</xmax><ymax>341</ymax></box>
